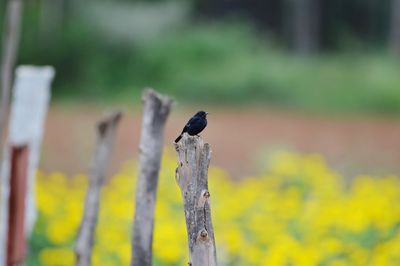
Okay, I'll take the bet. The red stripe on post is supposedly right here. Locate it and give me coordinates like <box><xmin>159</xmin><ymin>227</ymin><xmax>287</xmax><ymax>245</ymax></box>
<box><xmin>6</xmin><ymin>145</ymin><xmax>29</xmax><ymax>266</ymax></box>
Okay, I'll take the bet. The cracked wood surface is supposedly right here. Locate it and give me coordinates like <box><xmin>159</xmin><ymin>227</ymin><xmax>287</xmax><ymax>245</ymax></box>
<box><xmin>131</xmin><ymin>89</ymin><xmax>173</xmax><ymax>266</ymax></box>
<box><xmin>75</xmin><ymin>111</ymin><xmax>122</xmax><ymax>266</ymax></box>
<box><xmin>175</xmin><ymin>134</ymin><xmax>217</xmax><ymax>266</ymax></box>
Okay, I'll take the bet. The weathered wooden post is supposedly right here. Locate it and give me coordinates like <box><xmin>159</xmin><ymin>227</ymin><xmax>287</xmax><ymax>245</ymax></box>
<box><xmin>175</xmin><ymin>134</ymin><xmax>217</xmax><ymax>266</ymax></box>
<box><xmin>75</xmin><ymin>111</ymin><xmax>122</xmax><ymax>266</ymax></box>
<box><xmin>0</xmin><ymin>66</ymin><xmax>54</xmax><ymax>266</ymax></box>
<box><xmin>0</xmin><ymin>0</ymin><xmax>23</xmax><ymax>158</ymax></box>
<box><xmin>131</xmin><ymin>89</ymin><xmax>172</xmax><ymax>266</ymax></box>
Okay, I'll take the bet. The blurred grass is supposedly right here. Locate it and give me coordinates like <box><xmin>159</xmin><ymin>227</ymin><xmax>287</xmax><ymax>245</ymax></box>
<box><xmin>14</xmin><ymin>2</ymin><xmax>400</xmax><ymax>113</ymax></box>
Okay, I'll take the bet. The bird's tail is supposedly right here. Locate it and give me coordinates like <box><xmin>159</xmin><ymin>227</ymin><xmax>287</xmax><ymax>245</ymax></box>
<box><xmin>174</xmin><ymin>134</ymin><xmax>182</xmax><ymax>143</ymax></box>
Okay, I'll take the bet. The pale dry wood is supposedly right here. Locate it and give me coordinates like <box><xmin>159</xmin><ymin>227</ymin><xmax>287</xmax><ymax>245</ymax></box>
<box><xmin>131</xmin><ymin>89</ymin><xmax>173</xmax><ymax>266</ymax></box>
<box><xmin>175</xmin><ymin>134</ymin><xmax>217</xmax><ymax>266</ymax></box>
<box><xmin>0</xmin><ymin>0</ymin><xmax>23</xmax><ymax>159</ymax></box>
<box><xmin>75</xmin><ymin>111</ymin><xmax>122</xmax><ymax>266</ymax></box>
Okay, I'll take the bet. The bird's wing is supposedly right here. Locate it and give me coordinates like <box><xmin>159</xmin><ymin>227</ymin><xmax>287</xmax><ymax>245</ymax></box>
<box><xmin>187</xmin><ymin>116</ymin><xmax>200</xmax><ymax>125</ymax></box>
<box><xmin>181</xmin><ymin>116</ymin><xmax>197</xmax><ymax>134</ymax></box>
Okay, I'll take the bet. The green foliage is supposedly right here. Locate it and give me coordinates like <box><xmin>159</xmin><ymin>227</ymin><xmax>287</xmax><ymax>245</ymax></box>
<box><xmin>12</xmin><ymin>5</ymin><xmax>400</xmax><ymax>113</ymax></box>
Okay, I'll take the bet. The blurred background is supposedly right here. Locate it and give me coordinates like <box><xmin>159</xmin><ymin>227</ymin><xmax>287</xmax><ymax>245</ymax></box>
<box><xmin>2</xmin><ymin>0</ymin><xmax>400</xmax><ymax>265</ymax></box>
<box><xmin>1</xmin><ymin>0</ymin><xmax>400</xmax><ymax>176</ymax></box>
<box><xmin>1</xmin><ymin>0</ymin><xmax>400</xmax><ymax>177</ymax></box>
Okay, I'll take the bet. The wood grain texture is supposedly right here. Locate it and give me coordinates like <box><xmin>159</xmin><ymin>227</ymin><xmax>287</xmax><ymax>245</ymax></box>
<box><xmin>131</xmin><ymin>89</ymin><xmax>173</xmax><ymax>266</ymax></box>
<box><xmin>75</xmin><ymin>111</ymin><xmax>122</xmax><ymax>266</ymax></box>
<box><xmin>175</xmin><ymin>134</ymin><xmax>217</xmax><ymax>266</ymax></box>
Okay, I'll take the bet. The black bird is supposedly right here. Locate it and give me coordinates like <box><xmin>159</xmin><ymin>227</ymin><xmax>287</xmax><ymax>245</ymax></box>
<box><xmin>174</xmin><ymin>111</ymin><xmax>208</xmax><ymax>143</ymax></box>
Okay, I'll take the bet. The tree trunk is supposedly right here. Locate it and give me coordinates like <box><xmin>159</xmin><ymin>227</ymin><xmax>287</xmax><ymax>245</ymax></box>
<box><xmin>291</xmin><ymin>0</ymin><xmax>320</xmax><ymax>55</ymax></box>
<box><xmin>75</xmin><ymin>111</ymin><xmax>122</xmax><ymax>266</ymax></box>
<box><xmin>131</xmin><ymin>89</ymin><xmax>173</xmax><ymax>266</ymax></box>
<box><xmin>39</xmin><ymin>0</ymin><xmax>68</xmax><ymax>41</ymax></box>
<box><xmin>390</xmin><ymin>0</ymin><xmax>400</xmax><ymax>56</ymax></box>
<box><xmin>175</xmin><ymin>134</ymin><xmax>217</xmax><ymax>266</ymax></box>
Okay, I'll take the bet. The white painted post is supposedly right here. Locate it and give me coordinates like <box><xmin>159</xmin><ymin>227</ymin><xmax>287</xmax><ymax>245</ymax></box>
<box><xmin>0</xmin><ymin>66</ymin><xmax>55</xmax><ymax>266</ymax></box>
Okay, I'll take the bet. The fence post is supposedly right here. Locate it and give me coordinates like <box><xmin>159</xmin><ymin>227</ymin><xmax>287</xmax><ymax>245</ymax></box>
<box><xmin>0</xmin><ymin>0</ymin><xmax>23</xmax><ymax>161</ymax></box>
<box><xmin>131</xmin><ymin>89</ymin><xmax>172</xmax><ymax>266</ymax></box>
<box><xmin>0</xmin><ymin>66</ymin><xmax>54</xmax><ymax>266</ymax></box>
<box><xmin>6</xmin><ymin>145</ymin><xmax>28</xmax><ymax>266</ymax></box>
<box><xmin>75</xmin><ymin>111</ymin><xmax>122</xmax><ymax>266</ymax></box>
<box><xmin>175</xmin><ymin>134</ymin><xmax>217</xmax><ymax>266</ymax></box>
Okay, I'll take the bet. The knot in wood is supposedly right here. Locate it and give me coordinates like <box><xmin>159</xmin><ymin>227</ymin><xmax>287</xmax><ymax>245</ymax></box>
<box><xmin>199</xmin><ymin>229</ymin><xmax>208</xmax><ymax>240</ymax></box>
<box><xmin>197</xmin><ymin>190</ymin><xmax>210</xmax><ymax>207</ymax></box>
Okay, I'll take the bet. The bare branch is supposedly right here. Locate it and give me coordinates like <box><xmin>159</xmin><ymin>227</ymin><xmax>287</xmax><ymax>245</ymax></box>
<box><xmin>390</xmin><ymin>0</ymin><xmax>400</xmax><ymax>56</ymax></box>
<box><xmin>175</xmin><ymin>134</ymin><xmax>217</xmax><ymax>266</ymax></box>
<box><xmin>75</xmin><ymin>111</ymin><xmax>122</xmax><ymax>266</ymax></box>
<box><xmin>131</xmin><ymin>88</ymin><xmax>173</xmax><ymax>266</ymax></box>
<box><xmin>0</xmin><ymin>0</ymin><xmax>23</xmax><ymax>161</ymax></box>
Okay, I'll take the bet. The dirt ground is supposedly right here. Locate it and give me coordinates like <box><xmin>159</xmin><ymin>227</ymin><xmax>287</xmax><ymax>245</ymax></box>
<box><xmin>41</xmin><ymin>105</ymin><xmax>400</xmax><ymax>178</ymax></box>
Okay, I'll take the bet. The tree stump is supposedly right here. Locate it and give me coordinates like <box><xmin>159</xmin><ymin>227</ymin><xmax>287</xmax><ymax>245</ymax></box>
<box><xmin>175</xmin><ymin>134</ymin><xmax>217</xmax><ymax>266</ymax></box>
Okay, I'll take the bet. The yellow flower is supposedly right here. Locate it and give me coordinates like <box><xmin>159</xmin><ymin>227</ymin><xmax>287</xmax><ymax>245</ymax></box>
<box><xmin>46</xmin><ymin>219</ymin><xmax>77</xmax><ymax>244</ymax></box>
<box><xmin>39</xmin><ymin>248</ymin><xmax>75</xmax><ymax>266</ymax></box>
<box><xmin>32</xmin><ymin>151</ymin><xmax>400</xmax><ymax>266</ymax></box>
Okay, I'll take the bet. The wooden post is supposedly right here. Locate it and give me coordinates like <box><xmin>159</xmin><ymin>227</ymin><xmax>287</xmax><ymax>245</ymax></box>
<box><xmin>131</xmin><ymin>89</ymin><xmax>173</xmax><ymax>266</ymax></box>
<box><xmin>175</xmin><ymin>134</ymin><xmax>217</xmax><ymax>266</ymax></box>
<box><xmin>6</xmin><ymin>145</ymin><xmax>29</xmax><ymax>266</ymax></box>
<box><xmin>0</xmin><ymin>0</ymin><xmax>23</xmax><ymax>162</ymax></box>
<box><xmin>0</xmin><ymin>66</ymin><xmax>54</xmax><ymax>266</ymax></box>
<box><xmin>75</xmin><ymin>111</ymin><xmax>122</xmax><ymax>266</ymax></box>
